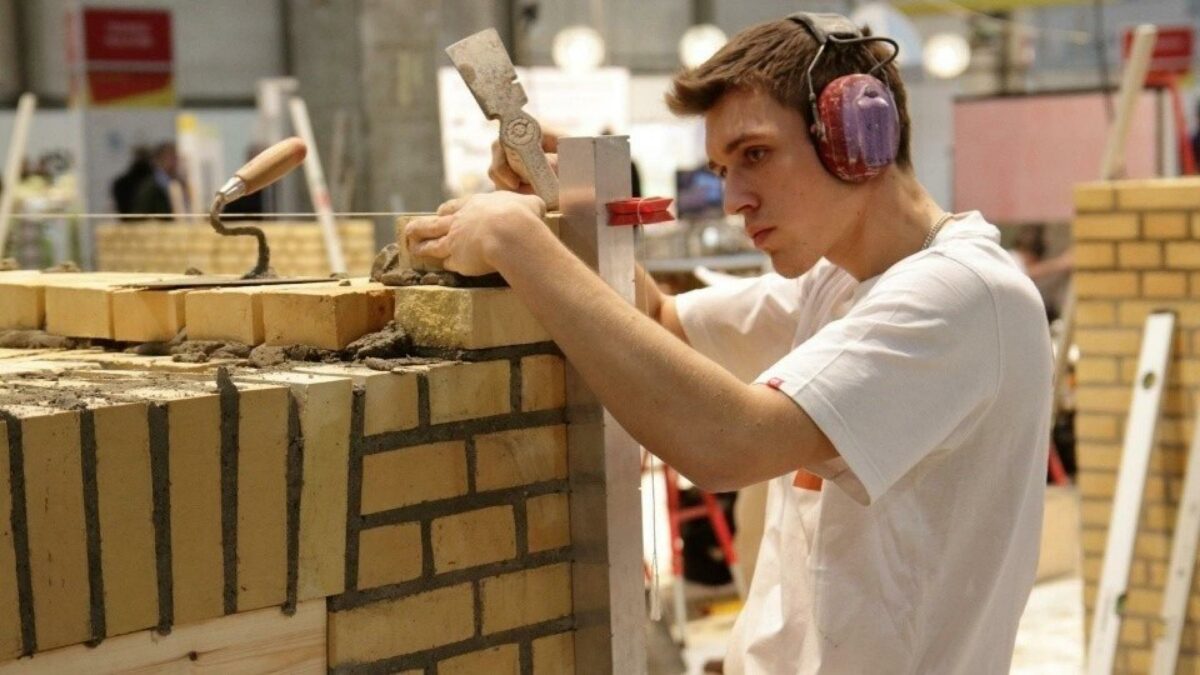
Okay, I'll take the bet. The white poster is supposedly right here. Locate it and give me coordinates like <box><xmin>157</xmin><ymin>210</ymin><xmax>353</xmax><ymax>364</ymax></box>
<box><xmin>438</xmin><ymin>66</ymin><xmax>630</xmax><ymax>197</ymax></box>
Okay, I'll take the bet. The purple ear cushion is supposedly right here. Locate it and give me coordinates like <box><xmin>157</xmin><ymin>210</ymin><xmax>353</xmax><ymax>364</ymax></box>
<box><xmin>815</xmin><ymin>74</ymin><xmax>900</xmax><ymax>182</ymax></box>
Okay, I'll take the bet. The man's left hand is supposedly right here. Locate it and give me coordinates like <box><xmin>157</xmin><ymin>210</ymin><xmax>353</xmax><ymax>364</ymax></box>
<box><xmin>405</xmin><ymin>191</ymin><xmax>547</xmax><ymax>277</ymax></box>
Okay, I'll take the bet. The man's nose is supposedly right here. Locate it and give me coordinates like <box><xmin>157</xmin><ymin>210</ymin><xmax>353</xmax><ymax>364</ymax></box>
<box><xmin>723</xmin><ymin>178</ymin><xmax>755</xmax><ymax>216</ymax></box>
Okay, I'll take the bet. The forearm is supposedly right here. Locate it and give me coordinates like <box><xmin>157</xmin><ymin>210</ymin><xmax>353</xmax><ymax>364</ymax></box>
<box><xmin>486</xmin><ymin>220</ymin><xmax>804</xmax><ymax>490</ymax></box>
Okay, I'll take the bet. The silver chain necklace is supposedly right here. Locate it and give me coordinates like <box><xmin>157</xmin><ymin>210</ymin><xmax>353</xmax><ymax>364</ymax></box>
<box><xmin>922</xmin><ymin>212</ymin><xmax>954</xmax><ymax>250</ymax></box>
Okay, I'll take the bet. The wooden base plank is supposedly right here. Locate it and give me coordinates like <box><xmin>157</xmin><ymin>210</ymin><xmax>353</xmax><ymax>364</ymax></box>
<box><xmin>0</xmin><ymin>600</ymin><xmax>325</xmax><ymax>673</ymax></box>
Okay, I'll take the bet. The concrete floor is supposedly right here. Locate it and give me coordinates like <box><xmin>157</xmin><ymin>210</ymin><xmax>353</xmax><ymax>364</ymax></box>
<box><xmin>648</xmin><ymin>575</ymin><xmax>1085</xmax><ymax>674</ymax></box>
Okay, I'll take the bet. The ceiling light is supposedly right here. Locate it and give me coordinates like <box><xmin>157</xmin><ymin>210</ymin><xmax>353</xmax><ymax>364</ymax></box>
<box><xmin>923</xmin><ymin>33</ymin><xmax>971</xmax><ymax>79</ymax></box>
<box><xmin>552</xmin><ymin>25</ymin><xmax>605</xmax><ymax>73</ymax></box>
<box><xmin>679</xmin><ymin>24</ymin><xmax>727</xmax><ymax>69</ymax></box>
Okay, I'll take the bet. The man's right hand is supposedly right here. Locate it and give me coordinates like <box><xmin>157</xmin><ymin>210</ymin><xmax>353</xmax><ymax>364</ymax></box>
<box><xmin>488</xmin><ymin>130</ymin><xmax>559</xmax><ymax>193</ymax></box>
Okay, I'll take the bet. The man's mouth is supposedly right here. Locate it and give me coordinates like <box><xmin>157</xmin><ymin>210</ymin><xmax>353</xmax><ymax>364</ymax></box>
<box><xmin>748</xmin><ymin>227</ymin><xmax>774</xmax><ymax>248</ymax></box>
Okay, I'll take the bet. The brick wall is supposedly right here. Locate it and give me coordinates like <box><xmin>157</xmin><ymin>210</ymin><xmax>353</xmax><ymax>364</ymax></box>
<box><xmin>325</xmin><ymin>286</ymin><xmax>576</xmax><ymax>673</ymax></box>
<box><xmin>0</xmin><ymin>284</ymin><xmax>578</xmax><ymax>673</ymax></box>
<box><xmin>93</xmin><ymin>220</ymin><xmax>377</xmax><ymax>277</ymax></box>
<box><xmin>1074</xmin><ymin>177</ymin><xmax>1200</xmax><ymax>673</ymax></box>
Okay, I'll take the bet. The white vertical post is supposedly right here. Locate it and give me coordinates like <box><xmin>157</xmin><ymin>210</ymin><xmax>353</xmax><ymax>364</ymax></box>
<box><xmin>0</xmin><ymin>93</ymin><xmax>37</xmax><ymax>258</ymax></box>
<box><xmin>1088</xmin><ymin>311</ymin><xmax>1175</xmax><ymax>674</ymax></box>
<box><xmin>1100</xmin><ymin>25</ymin><xmax>1157</xmax><ymax>180</ymax></box>
<box><xmin>558</xmin><ymin>135</ymin><xmax>646</xmax><ymax>674</ymax></box>
<box><xmin>288</xmin><ymin>96</ymin><xmax>347</xmax><ymax>275</ymax></box>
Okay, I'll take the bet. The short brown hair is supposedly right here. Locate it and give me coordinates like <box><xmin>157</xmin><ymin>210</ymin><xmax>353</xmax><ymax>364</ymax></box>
<box><xmin>666</xmin><ymin>18</ymin><xmax>913</xmax><ymax>170</ymax></box>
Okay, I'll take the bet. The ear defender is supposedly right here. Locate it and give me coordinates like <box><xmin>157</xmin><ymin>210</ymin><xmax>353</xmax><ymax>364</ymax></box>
<box><xmin>789</xmin><ymin>12</ymin><xmax>901</xmax><ymax>183</ymax></box>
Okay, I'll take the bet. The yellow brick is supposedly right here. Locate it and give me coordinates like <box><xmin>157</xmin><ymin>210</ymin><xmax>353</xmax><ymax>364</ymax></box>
<box><xmin>1117</xmin><ymin>178</ymin><xmax>1200</xmax><ymax>210</ymax></box>
<box><xmin>475</xmin><ymin>425</ymin><xmax>569</xmax><ymax>492</ymax></box>
<box><xmin>1143</xmin><ymin>504</ymin><xmax>1176</xmax><ymax>531</ymax></box>
<box><xmin>358</xmin><ymin>523</ymin><xmax>422</xmax><ymax>589</ymax></box>
<box><xmin>1175</xmin><ymin>653</ymin><xmax>1200</xmax><ymax>672</ymax></box>
<box><xmin>1120</xmin><ymin>357</ymin><xmax>1141</xmax><ymax>384</ymax></box>
<box><xmin>522</xmin><ymin>355</ymin><xmax>566</xmax><ymax>412</ymax></box>
<box><xmin>1125</xmin><ymin>588</ymin><xmax>1160</xmax><ymax>615</ymax></box>
<box><xmin>1075</xmin><ymin>358</ymin><xmax>1118</xmax><ymax>384</ymax></box>
<box><xmin>1162</xmin><ymin>388</ymin><xmax>1191</xmax><ymax>416</ymax></box>
<box><xmin>1151</xmin><ymin>444</ymin><xmax>1186</xmax><ymax>474</ymax></box>
<box><xmin>0</xmin><ymin>420</ymin><xmax>19</xmax><ymax>661</ymax></box>
<box><xmin>1078</xmin><ymin>470</ymin><xmax>1117</xmax><ymax>499</ymax></box>
<box><xmin>295</xmin><ymin>364</ymin><xmax>419</xmax><ymax>436</ymax></box>
<box><xmin>1081</xmin><ymin>527</ymin><xmax>1107</xmax><ymax>555</ymax></box>
<box><xmin>362</xmin><ymin>369</ymin><xmax>420</xmax><ymax>435</ymax></box>
<box><xmin>527</xmin><ymin>493</ymin><xmax>571</xmax><ymax>553</ymax></box>
<box><xmin>1115</xmin><ymin>301</ymin><xmax>1200</xmax><ymax>328</ymax></box>
<box><xmin>1078</xmin><ymin>443</ymin><xmax>1121</xmax><ymax>472</ymax></box>
<box><xmin>185</xmin><ymin>287</ymin><xmax>264</xmax><ymax>344</ymax></box>
<box><xmin>1126</xmin><ymin>647</ymin><xmax>1152</xmax><ymax>670</ymax></box>
<box><xmin>1075</xmin><ymin>385</ymin><xmax>1132</xmax><ymax>413</ymax></box>
<box><xmin>237</xmin><ymin>385</ymin><xmax>290</xmax><ymax>612</ymax></box>
<box><xmin>260</xmin><ymin>282</ymin><xmax>395</xmax><ymax>350</ymax></box>
<box><xmin>1075</xmin><ymin>301</ymin><xmax>1116</xmax><ymax>326</ymax></box>
<box><xmin>1121</xmin><ymin>618</ymin><xmax>1147</xmax><ymax>646</ymax></box>
<box><xmin>533</xmin><ymin>632</ymin><xmax>576</xmax><ymax>674</ymax></box>
<box><xmin>44</xmin><ymin>284</ymin><xmax>114</xmax><ymax>339</ymax></box>
<box><xmin>1075</xmin><ymin>414</ymin><xmax>1119</xmax><ymax>441</ymax></box>
<box><xmin>392</xmin><ymin>287</ymin><xmax>551</xmax><ymax>350</ymax></box>
<box><xmin>481</xmin><ymin>563</ymin><xmax>572</xmax><ymax>634</ymax></box>
<box><xmin>1166</xmin><ymin>242</ymin><xmax>1200</xmax><ymax>269</ymax></box>
<box><xmin>1079</xmin><ymin>500</ymin><xmax>1111</xmax><ymax>528</ymax></box>
<box><xmin>361</xmin><ymin>441</ymin><xmax>468</xmax><ymax>514</ymax></box>
<box><xmin>440</xmin><ymin>643</ymin><xmax>520</xmax><ymax>675</ymax></box>
<box><xmin>1143</xmin><ymin>272</ymin><xmax>1188</xmax><ymax>298</ymax></box>
<box><xmin>0</xmin><ymin>272</ymin><xmax>46</xmax><ymax>329</ymax></box>
<box><xmin>1180</xmin><ymin>359</ymin><xmax>1200</xmax><ymax>385</ymax></box>
<box><xmin>240</xmin><ymin>372</ymin><xmax>352</xmax><ymax>601</ymax></box>
<box><xmin>1143</xmin><ymin>212</ymin><xmax>1189</xmax><ymax>239</ymax></box>
<box><xmin>1117</xmin><ymin>242</ymin><xmax>1162</xmax><ymax>269</ymax></box>
<box><xmin>1127</xmin><ymin>561</ymin><xmax>1149</xmax><ymax>585</ymax></box>
<box><xmin>111</xmin><ymin>289</ymin><xmax>188</xmax><ymax>343</ymax></box>
<box><xmin>432</xmin><ymin>506</ymin><xmax>516</xmax><ymax>572</ymax></box>
<box><xmin>1073</xmin><ymin>243</ymin><xmax>1115</xmax><ymax>269</ymax></box>
<box><xmin>1074</xmin><ymin>272</ymin><xmax>1138</xmax><ymax>299</ymax></box>
<box><xmin>93</xmin><ymin>402</ymin><xmax>158</xmax><ymax>637</ymax></box>
<box><xmin>427</xmin><ymin>360</ymin><xmax>511</xmax><ymax>424</ymax></box>
<box><xmin>1074</xmin><ymin>213</ymin><xmax>1139</xmax><ymax>240</ymax></box>
<box><xmin>1135</xmin><ymin>532</ymin><xmax>1172</xmax><ymax>560</ymax></box>
<box><xmin>22</xmin><ymin>411</ymin><xmax>90</xmax><ymax>650</ymax></box>
<box><xmin>328</xmin><ymin>583</ymin><xmax>474</xmax><ymax>665</ymax></box>
<box><xmin>1074</xmin><ymin>182</ymin><xmax>1116</xmax><ymax>212</ymax></box>
<box><xmin>166</xmin><ymin>394</ymin><xmax>225</xmax><ymax>625</ymax></box>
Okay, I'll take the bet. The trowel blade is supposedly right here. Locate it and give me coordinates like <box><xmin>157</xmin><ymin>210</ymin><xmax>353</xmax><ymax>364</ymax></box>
<box><xmin>118</xmin><ymin>276</ymin><xmax>333</xmax><ymax>290</ymax></box>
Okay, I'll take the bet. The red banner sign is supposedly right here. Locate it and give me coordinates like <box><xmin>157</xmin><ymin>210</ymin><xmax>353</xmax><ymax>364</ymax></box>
<box><xmin>71</xmin><ymin>8</ymin><xmax>174</xmax><ymax>107</ymax></box>
<box><xmin>1122</xmin><ymin>25</ymin><xmax>1193</xmax><ymax>80</ymax></box>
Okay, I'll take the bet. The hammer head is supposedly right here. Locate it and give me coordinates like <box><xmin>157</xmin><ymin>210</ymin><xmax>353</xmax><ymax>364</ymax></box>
<box><xmin>445</xmin><ymin>28</ymin><xmax>527</xmax><ymax>119</ymax></box>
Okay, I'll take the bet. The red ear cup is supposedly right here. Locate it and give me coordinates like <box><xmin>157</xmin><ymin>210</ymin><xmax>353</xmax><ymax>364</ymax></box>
<box><xmin>813</xmin><ymin>73</ymin><xmax>900</xmax><ymax>182</ymax></box>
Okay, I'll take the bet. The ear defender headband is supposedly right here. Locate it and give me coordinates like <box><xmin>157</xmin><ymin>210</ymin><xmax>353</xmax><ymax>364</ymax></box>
<box><xmin>787</xmin><ymin>12</ymin><xmax>901</xmax><ymax>183</ymax></box>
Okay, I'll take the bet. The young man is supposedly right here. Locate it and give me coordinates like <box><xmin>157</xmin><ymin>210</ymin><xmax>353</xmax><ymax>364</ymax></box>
<box><xmin>407</xmin><ymin>13</ymin><xmax>1053</xmax><ymax>673</ymax></box>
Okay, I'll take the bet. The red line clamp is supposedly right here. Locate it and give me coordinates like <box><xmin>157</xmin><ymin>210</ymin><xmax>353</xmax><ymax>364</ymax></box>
<box><xmin>605</xmin><ymin>197</ymin><xmax>674</xmax><ymax>226</ymax></box>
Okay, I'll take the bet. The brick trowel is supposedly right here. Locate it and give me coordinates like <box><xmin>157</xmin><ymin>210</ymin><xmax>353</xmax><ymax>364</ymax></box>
<box><xmin>123</xmin><ymin>137</ymin><xmax>334</xmax><ymax>290</ymax></box>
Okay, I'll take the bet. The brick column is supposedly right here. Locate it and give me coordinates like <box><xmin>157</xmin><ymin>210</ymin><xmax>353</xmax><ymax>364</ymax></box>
<box><xmin>1074</xmin><ymin>177</ymin><xmax>1200</xmax><ymax>673</ymax></box>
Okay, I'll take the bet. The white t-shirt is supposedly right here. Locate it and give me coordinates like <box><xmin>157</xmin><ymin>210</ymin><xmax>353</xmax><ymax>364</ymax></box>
<box><xmin>675</xmin><ymin>212</ymin><xmax>1053</xmax><ymax>674</ymax></box>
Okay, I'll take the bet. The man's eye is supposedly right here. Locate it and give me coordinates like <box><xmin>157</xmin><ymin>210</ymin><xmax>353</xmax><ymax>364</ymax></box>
<box><xmin>745</xmin><ymin>147</ymin><xmax>767</xmax><ymax>163</ymax></box>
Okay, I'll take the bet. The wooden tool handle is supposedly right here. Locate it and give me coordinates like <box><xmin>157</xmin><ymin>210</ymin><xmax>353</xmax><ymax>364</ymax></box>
<box><xmin>235</xmin><ymin>137</ymin><xmax>307</xmax><ymax>196</ymax></box>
